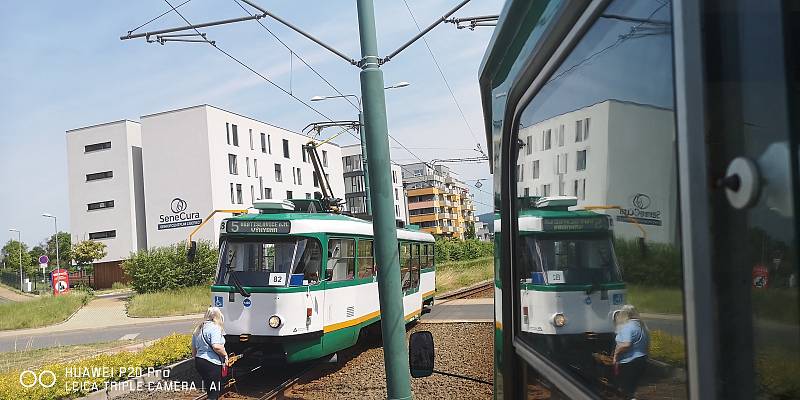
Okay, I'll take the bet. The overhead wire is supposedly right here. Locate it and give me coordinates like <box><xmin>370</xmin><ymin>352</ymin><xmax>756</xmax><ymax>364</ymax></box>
<box><xmin>400</xmin><ymin>0</ymin><xmax>485</xmax><ymax>156</ymax></box>
<box><xmin>127</xmin><ymin>0</ymin><xmax>193</xmax><ymax>35</ymax></box>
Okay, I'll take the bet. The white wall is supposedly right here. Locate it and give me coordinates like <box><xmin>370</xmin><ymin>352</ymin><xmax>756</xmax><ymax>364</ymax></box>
<box><xmin>66</xmin><ymin>120</ymin><xmax>143</xmax><ymax>262</ymax></box>
<box><xmin>517</xmin><ymin>100</ymin><xmax>676</xmax><ymax>243</ymax></box>
<box><xmin>142</xmin><ymin>105</ymin><xmax>345</xmax><ymax>247</ymax></box>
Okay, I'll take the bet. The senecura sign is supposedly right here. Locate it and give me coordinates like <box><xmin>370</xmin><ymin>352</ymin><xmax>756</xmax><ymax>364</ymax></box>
<box><xmin>616</xmin><ymin>193</ymin><xmax>663</xmax><ymax>226</ymax></box>
<box><xmin>158</xmin><ymin>198</ymin><xmax>202</xmax><ymax>230</ymax></box>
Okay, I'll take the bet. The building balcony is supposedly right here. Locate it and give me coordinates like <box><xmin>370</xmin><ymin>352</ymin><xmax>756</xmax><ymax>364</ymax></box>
<box><xmin>421</xmin><ymin>226</ymin><xmax>443</xmax><ymax>235</ymax></box>
<box><xmin>408</xmin><ymin>200</ymin><xmax>439</xmax><ymax>210</ymax></box>
<box><xmin>409</xmin><ymin>214</ymin><xmax>438</xmax><ymax>223</ymax></box>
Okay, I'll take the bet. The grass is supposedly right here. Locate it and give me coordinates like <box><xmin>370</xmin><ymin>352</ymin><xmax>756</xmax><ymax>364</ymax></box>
<box><xmin>649</xmin><ymin>329</ymin><xmax>686</xmax><ymax>367</ymax></box>
<box><xmin>93</xmin><ymin>282</ymin><xmax>132</xmax><ymax>295</ymax></box>
<box><xmin>0</xmin><ymin>291</ymin><xmax>90</xmax><ymax>331</ymax></box>
<box><xmin>435</xmin><ymin>257</ymin><xmax>494</xmax><ymax>294</ymax></box>
<box><xmin>126</xmin><ymin>285</ymin><xmax>210</xmax><ymax>317</ymax></box>
<box><xmin>0</xmin><ymin>340</ymin><xmax>138</xmax><ymax>374</ymax></box>
<box><xmin>626</xmin><ymin>284</ymin><xmax>683</xmax><ymax>315</ymax></box>
<box><xmin>752</xmin><ymin>288</ymin><xmax>799</xmax><ymax>325</ymax></box>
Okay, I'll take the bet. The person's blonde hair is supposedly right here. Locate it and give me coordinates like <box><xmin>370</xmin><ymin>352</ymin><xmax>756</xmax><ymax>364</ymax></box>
<box><xmin>194</xmin><ymin>306</ymin><xmax>225</xmax><ymax>336</ymax></box>
<box><xmin>614</xmin><ymin>304</ymin><xmax>647</xmax><ymax>331</ymax></box>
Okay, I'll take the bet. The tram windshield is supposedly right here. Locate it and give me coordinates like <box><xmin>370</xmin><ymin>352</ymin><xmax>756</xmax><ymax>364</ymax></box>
<box><xmin>520</xmin><ymin>235</ymin><xmax>622</xmax><ymax>285</ymax></box>
<box><xmin>216</xmin><ymin>237</ymin><xmax>322</xmax><ymax>287</ymax></box>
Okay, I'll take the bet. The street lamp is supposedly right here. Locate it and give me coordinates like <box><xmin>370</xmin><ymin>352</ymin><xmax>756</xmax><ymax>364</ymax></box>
<box><xmin>311</xmin><ymin>81</ymin><xmax>411</xmax><ymax>215</ymax></box>
<box><xmin>8</xmin><ymin>229</ymin><xmax>22</xmax><ymax>291</ymax></box>
<box><xmin>42</xmin><ymin>213</ymin><xmax>60</xmax><ymax>271</ymax></box>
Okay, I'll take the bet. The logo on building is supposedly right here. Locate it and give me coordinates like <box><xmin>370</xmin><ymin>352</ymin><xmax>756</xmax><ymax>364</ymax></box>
<box><xmin>616</xmin><ymin>193</ymin><xmax>662</xmax><ymax>226</ymax></box>
<box><xmin>158</xmin><ymin>198</ymin><xmax>202</xmax><ymax>230</ymax></box>
<box><xmin>171</xmin><ymin>198</ymin><xmax>188</xmax><ymax>213</ymax></box>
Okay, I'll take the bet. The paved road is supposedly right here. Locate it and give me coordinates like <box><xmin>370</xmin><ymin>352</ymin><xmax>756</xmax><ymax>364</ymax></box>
<box><xmin>0</xmin><ymin>319</ymin><xmax>197</xmax><ymax>352</ymax></box>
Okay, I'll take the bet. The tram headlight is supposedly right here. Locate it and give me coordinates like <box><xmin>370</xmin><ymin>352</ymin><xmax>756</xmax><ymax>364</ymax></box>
<box><xmin>552</xmin><ymin>313</ymin><xmax>567</xmax><ymax>327</ymax></box>
<box><xmin>268</xmin><ymin>315</ymin><xmax>282</xmax><ymax>328</ymax></box>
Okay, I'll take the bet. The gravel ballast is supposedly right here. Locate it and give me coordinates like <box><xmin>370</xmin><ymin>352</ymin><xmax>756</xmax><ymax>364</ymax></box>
<box><xmin>288</xmin><ymin>323</ymin><xmax>493</xmax><ymax>399</ymax></box>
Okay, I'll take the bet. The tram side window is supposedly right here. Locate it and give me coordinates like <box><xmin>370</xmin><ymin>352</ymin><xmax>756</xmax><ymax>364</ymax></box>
<box><xmin>326</xmin><ymin>239</ymin><xmax>355</xmax><ymax>281</ymax></box>
<box><xmin>410</xmin><ymin>243</ymin><xmax>421</xmax><ymax>288</ymax></box>
<box><xmin>293</xmin><ymin>239</ymin><xmax>322</xmax><ymax>283</ymax></box>
<box><xmin>421</xmin><ymin>244</ymin><xmax>431</xmax><ymax>269</ymax></box>
<box><xmin>400</xmin><ymin>242</ymin><xmax>412</xmax><ymax>290</ymax></box>
<box><xmin>357</xmin><ymin>239</ymin><xmax>375</xmax><ymax>279</ymax></box>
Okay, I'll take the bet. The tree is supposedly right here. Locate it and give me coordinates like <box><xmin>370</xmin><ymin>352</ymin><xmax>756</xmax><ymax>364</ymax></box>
<box><xmin>28</xmin><ymin>245</ymin><xmax>46</xmax><ymax>267</ymax></box>
<box><xmin>46</xmin><ymin>232</ymin><xmax>72</xmax><ymax>268</ymax></box>
<box><xmin>465</xmin><ymin>222</ymin><xmax>476</xmax><ymax>240</ymax></box>
<box><xmin>72</xmin><ymin>240</ymin><xmax>107</xmax><ymax>269</ymax></box>
<box><xmin>1</xmin><ymin>239</ymin><xmax>33</xmax><ymax>277</ymax></box>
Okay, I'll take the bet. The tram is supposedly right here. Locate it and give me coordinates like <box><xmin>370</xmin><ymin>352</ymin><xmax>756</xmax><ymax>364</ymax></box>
<box><xmin>512</xmin><ymin>196</ymin><xmax>624</xmax><ymax>360</ymax></box>
<box><xmin>208</xmin><ymin>198</ymin><xmax>435</xmax><ymax>363</ymax></box>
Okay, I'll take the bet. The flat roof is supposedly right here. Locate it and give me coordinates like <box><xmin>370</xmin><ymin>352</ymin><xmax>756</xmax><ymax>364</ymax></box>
<box><xmin>66</xmin><ymin>119</ymin><xmax>139</xmax><ymax>134</ymax></box>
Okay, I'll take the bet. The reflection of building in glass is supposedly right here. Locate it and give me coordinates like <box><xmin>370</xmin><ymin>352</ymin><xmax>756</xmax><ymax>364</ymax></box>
<box><xmin>475</xmin><ymin>221</ymin><xmax>492</xmax><ymax>242</ymax></box>
<box><xmin>402</xmin><ymin>163</ymin><xmax>478</xmax><ymax>239</ymax></box>
<box><xmin>340</xmin><ymin>144</ymin><xmax>407</xmax><ymax>224</ymax></box>
<box><xmin>517</xmin><ymin>100</ymin><xmax>676</xmax><ymax>243</ymax></box>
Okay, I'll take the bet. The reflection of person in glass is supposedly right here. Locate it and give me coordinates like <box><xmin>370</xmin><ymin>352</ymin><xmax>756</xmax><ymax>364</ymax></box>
<box><xmin>613</xmin><ymin>305</ymin><xmax>649</xmax><ymax>399</ymax></box>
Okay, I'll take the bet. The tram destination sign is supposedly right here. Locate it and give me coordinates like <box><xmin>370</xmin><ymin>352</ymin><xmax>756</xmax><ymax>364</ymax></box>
<box><xmin>226</xmin><ymin>220</ymin><xmax>291</xmax><ymax>234</ymax></box>
<box><xmin>542</xmin><ymin>217</ymin><xmax>609</xmax><ymax>232</ymax></box>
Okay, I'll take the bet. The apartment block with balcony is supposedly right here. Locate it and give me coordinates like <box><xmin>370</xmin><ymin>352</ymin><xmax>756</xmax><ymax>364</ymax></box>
<box><xmin>340</xmin><ymin>144</ymin><xmax>407</xmax><ymax>223</ymax></box>
<box><xmin>402</xmin><ymin>163</ymin><xmax>478</xmax><ymax>239</ymax></box>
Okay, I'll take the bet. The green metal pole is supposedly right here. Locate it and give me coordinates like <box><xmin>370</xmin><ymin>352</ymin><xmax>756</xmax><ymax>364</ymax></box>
<box><xmin>358</xmin><ymin>111</ymin><xmax>372</xmax><ymax>216</ymax></box>
<box><xmin>356</xmin><ymin>0</ymin><xmax>412</xmax><ymax>399</ymax></box>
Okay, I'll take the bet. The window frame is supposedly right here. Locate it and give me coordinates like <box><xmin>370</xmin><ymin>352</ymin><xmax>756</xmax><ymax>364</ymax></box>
<box><xmin>326</xmin><ymin>237</ymin><xmax>356</xmax><ymax>282</ymax></box>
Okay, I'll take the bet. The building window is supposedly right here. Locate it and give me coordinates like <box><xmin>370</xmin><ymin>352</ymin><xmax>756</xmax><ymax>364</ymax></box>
<box><xmin>581</xmin><ymin>178</ymin><xmax>586</xmax><ymax>200</ymax></box>
<box><xmin>559</xmin><ymin>180</ymin><xmax>565</xmax><ymax>196</ymax></box>
<box><xmin>532</xmin><ymin>160</ymin><xmax>540</xmax><ymax>179</ymax></box>
<box><xmin>226</xmin><ymin>123</ymin><xmax>230</xmax><ymax>145</ymax></box>
<box><xmin>524</xmin><ymin>187</ymin><xmax>530</xmax><ymax>197</ymax></box>
<box><xmin>84</xmin><ymin>141</ymin><xmax>111</xmax><ymax>153</ymax></box>
<box><xmin>297</xmin><ymin>169</ymin><xmax>302</xmax><ymax>185</ymax></box>
<box><xmin>302</xmin><ymin>145</ymin><xmax>308</xmax><ymax>162</ymax></box>
<box><xmin>576</xmin><ymin>150</ymin><xmax>587</xmax><ymax>171</ymax></box>
<box><xmin>89</xmin><ymin>230</ymin><xmax>116</xmax><ymax>240</ymax></box>
<box><xmin>282</xmin><ymin>139</ymin><xmax>290</xmax><ymax>158</ymax></box>
<box><xmin>87</xmin><ymin>200</ymin><xmax>114</xmax><ymax>211</ymax></box>
<box><xmin>517</xmin><ymin>164</ymin><xmax>524</xmax><ymax>182</ymax></box>
<box><xmin>306</xmin><ymin>193</ymin><xmax>312</xmax><ymax>199</ymax></box>
<box><xmin>558</xmin><ymin>124</ymin><xmax>565</xmax><ymax>147</ymax></box>
<box><xmin>526</xmin><ymin>135</ymin><xmax>532</xmax><ymax>154</ymax></box>
<box><xmin>274</xmin><ymin>164</ymin><xmax>282</xmax><ymax>182</ymax></box>
<box><xmin>573</xmin><ymin>180</ymin><xmax>579</xmax><ymax>197</ymax></box>
<box><xmin>286</xmin><ymin>190</ymin><xmax>293</xmax><ymax>199</ymax></box>
<box><xmin>542</xmin><ymin>184</ymin><xmax>551</xmax><ymax>197</ymax></box>
<box><xmin>231</xmin><ymin>124</ymin><xmax>239</xmax><ymax>146</ymax></box>
<box><xmin>230</xmin><ymin>183</ymin><xmax>235</xmax><ymax>203</ymax></box>
<box><xmin>395</xmin><ymin>205</ymin><xmax>400</xmax><ymax>216</ymax></box>
<box><xmin>292</xmin><ymin>167</ymin><xmax>297</xmax><ymax>184</ymax></box>
<box><xmin>556</xmin><ymin>153</ymin><xmax>568</xmax><ymax>174</ymax></box>
<box><xmin>249</xmin><ymin>129</ymin><xmax>254</xmax><ymax>150</ymax></box>
<box><xmin>86</xmin><ymin>171</ymin><xmax>113</xmax><ymax>181</ymax></box>
<box><xmin>583</xmin><ymin>118</ymin><xmax>590</xmax><ymax>140</ymax></box>
<box><xmin>313</xmin><ymin>172</ymin><xmax>319</xmax><ymax>188</ymax></box>
<box><xmin>228</xmin><ymin>154</ymin><xmax>238</xmax><ymax>175</ymax></box>
<box><xmin>246</xmin><ymin>157</ymin><xmax>251</xmax><ymax>177</ymax></box>
<box><xmin>236</xmin><ymin>184</ymin><xmax>243</xmax><ymax>204</ymax></box>
<box><xmin>260</xmin><ymin>133</ymin><xmax>267</xmax><ymax>153</ymax></box>
<box><xmin>250</xmin><ymin>185</ymin><xmax>255</xmax><ymax>203</ymax></box>
<box><xmin>254</xmin><ymin>159</ymin><xmax>259</xmax><ymax>177</ymax></box>
<box><xmin>392</xmin><ymin>170</ymin><xmax>398</xmax><ymax>184</ymax></box>
<box><xmin>267</xmin><ymin>135</ymin><xmax>272</xmax><ymax>154</ymax></box>
<box><xmin>542</xmin><ymin>129</ymin><xmax>552</xmax><ymax>150</ymax></box>
<box><xmin>264</xmin><ymin>187</ymin><xmax>272</xmax><ymax>199</ymax></box>
<box><xmin>322</xmin><ymin>150</ymin><xmax>328</xmax><ymax>167</ymax></box>
<box><xmin>395</xmin><ymin>188</ymin><xmax>399</xmax><ymax>201</ymax></box>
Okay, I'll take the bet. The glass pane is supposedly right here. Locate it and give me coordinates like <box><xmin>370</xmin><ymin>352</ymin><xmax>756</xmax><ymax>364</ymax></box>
<box><xmin>704</xmin><ymin>1</ymin><xmax>800</xmax><ymax>397</ymax></box>
<box><xmin>511</xmin><ymin>0</ymin><xmax>687</xmax><ymax>398</ymax></box>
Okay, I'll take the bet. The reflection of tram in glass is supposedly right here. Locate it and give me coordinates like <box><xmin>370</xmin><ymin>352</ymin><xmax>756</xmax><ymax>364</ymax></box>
<box><xmin>513</xmin><ymin>196</ymin><xmax>625</xmax><ymax>360</ymax></box>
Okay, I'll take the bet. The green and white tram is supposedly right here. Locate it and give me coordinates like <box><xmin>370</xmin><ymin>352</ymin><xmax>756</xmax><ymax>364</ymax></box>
<box><xmin>210</xmin><ymin>199</ymin><xmax>436</xmax><ymax>363</ymax></box>
<box><xmin>513</xmin><ymin>196</ymin><xmax>625</xmax><ymax>357</ymax></box>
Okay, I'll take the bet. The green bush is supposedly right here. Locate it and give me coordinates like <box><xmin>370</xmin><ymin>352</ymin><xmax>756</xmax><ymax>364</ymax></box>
<box><xmin>614</xmin><ymin>238</ymin><xmax>682</xmax><ymax>287</ymax></box>
<box><xmin>434</xmin><ymin>238</ymin><xmax>493</xmax><ymax>263</ymax></box>
<box><xmin>122</xmin><ymin>241</ymin><xmax>218</xmax><ymax>294</ymax></box>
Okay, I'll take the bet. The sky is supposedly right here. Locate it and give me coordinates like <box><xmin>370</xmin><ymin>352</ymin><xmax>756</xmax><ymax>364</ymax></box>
<box><xmin>0</xmin><ymin>0</ymin><xmax>502</xmax><ymax>246</ymax></box>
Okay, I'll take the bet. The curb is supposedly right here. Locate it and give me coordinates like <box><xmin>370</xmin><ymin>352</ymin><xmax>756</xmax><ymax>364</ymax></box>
<box><xmin>78</xmin><ymin>357</ymin><xmax>195</xmax><ymax>400</ymax></box>
<box><xmin>420</xmin><ymin>319</ymin><xmax>493</xmax><ymax>324</ymax></box>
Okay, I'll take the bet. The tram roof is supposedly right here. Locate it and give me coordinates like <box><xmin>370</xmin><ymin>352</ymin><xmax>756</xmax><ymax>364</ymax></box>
<box><xmin>223</xmin><ymin>212</ymin><xmax>435</xmax><ymax>242</ymax></box>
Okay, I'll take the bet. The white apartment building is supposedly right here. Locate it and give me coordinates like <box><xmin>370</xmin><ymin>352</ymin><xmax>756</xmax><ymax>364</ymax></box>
<box><xmin>517</xmin><ymin>100</ymin><xmax>677</xmax><ymax>243</ymax></box>
<box><xmin>66</xmin><ymin>120</ymin><xmax>147</xmax><ymax>262</ymax></box>
<box><xmin>340</xmin><ymin>144</ymin><xmax>408</xmax><ymax>223</ymax></box>
<box><xmin>66</xmin><ymin>105</ymin><xmax>344</xmax><ymax>265</ymax></box>
<box><xmin>140</xmin><ymin>105</ymin><xmax>344</xmax><ymax>247</ymax></box>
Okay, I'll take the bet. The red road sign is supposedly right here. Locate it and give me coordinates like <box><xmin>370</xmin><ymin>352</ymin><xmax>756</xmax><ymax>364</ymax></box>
<box><xmin>752</xmin><ymin>264</ymin><xmax>769</xmax><ymax>289</ymax></box>
<box><xmin>52</xmin><ymin>269</ymin><xmax>70</xmax><ymax>295</ymax></box>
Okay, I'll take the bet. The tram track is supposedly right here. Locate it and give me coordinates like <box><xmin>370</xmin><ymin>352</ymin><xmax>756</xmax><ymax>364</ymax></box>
<box><xmin>435</xmin><ymin>281</ymin><xmax>493</xmax><ymax>303</ymax></box>
<box><xmin>189</xmin><ymin>361</ymin><xmax>315</xmax><ymax>400</ymax></box>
